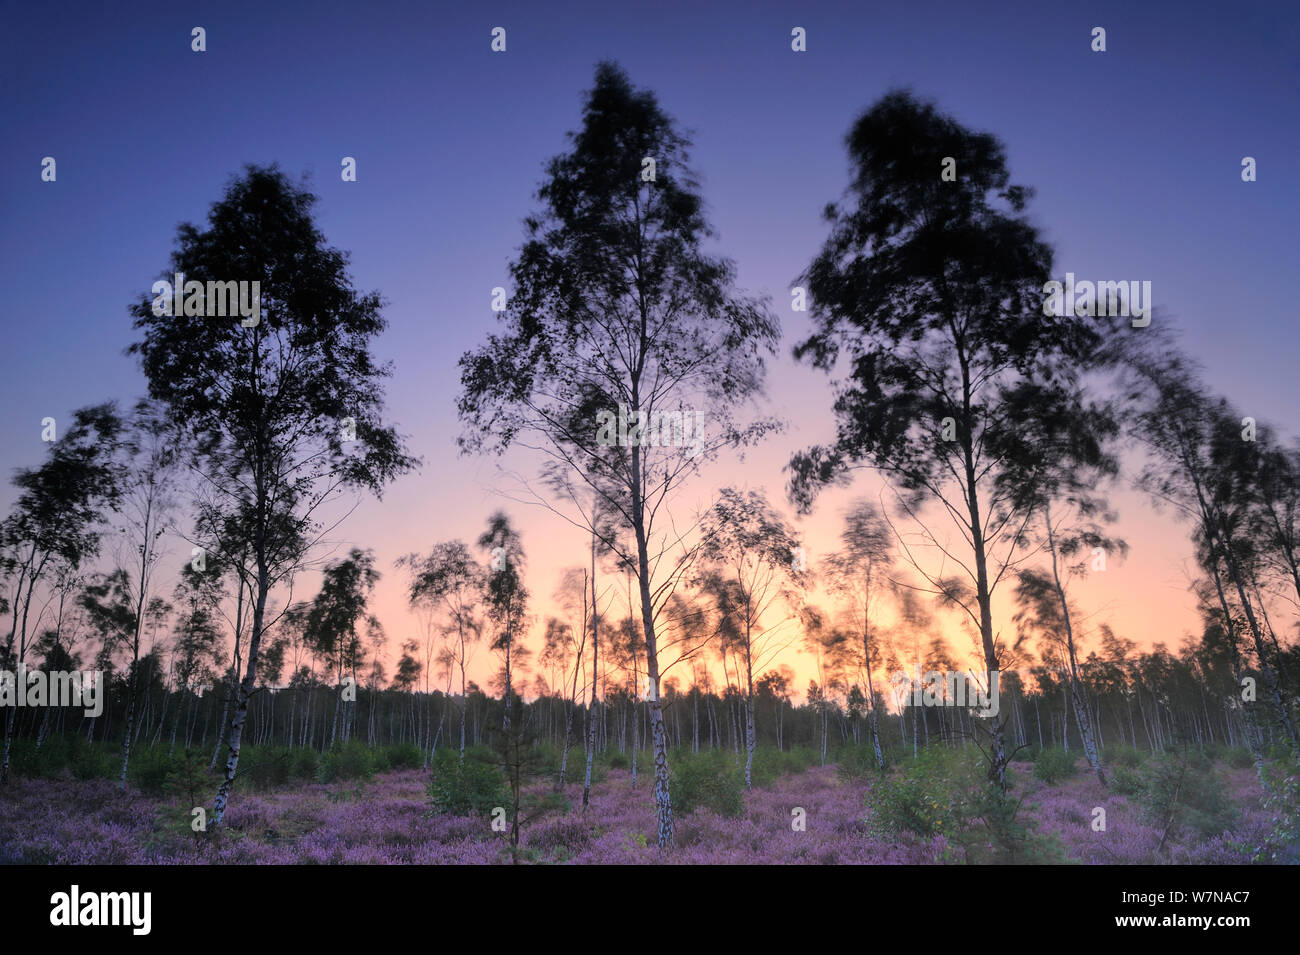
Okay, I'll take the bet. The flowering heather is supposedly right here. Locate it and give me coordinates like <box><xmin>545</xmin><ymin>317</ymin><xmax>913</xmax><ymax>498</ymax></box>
<box><xmin>0</xmin><ymin>757</ymin><xmax>1285</xmax><ymax>864</ymax></box>
<box><xmin>1022</xmin><ymin>764</ymin><xmax>1275</xmax><ymax>865</ymax></box>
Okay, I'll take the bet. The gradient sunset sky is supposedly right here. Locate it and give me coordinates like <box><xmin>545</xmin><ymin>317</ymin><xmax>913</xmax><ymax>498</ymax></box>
<box><xmin>2</xmin><ymin>0</ymin><xmax>1297</xmax><ymax>698</ymax></box>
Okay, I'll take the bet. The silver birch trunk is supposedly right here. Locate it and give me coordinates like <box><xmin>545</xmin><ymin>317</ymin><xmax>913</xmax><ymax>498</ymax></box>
<box><xmin>212</xmin><ymin>557</ymin><xmax>270</xmax><ymax>826</ymax></box>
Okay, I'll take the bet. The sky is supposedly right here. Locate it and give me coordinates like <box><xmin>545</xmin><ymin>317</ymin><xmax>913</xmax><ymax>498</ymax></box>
<box><xmin>2</xmin><ymin>0</ymin><xmax>1297</xmax><ymax>700</ymax></box>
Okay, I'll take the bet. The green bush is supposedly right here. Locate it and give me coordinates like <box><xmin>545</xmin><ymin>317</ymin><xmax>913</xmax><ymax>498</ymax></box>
<box><xmin>1226</xmin><ymin>747</ymin><xmax>1257</xmax><ymax>770</ymax></box>
<box><xmin>669</xmin><ymin>750</ymin><xmax>745</xmax><ymax>818</ymax></box>
<box><xmin>1110</xmin><ymin>764</ymin><xmax>1143</xmax><ymax>796</ymax></box>
<box><xmin>317</xmin><ymin>741</ymin><xmax>376</xmax><ymax>783</ymax></box>
<box><xmin>291</xmin><ymin>746</ymin><xmax>319</xmax><ymax>780</ymax></box>
<box><xmin>426</xmin><ymin>747</ymin><xmax>509</xmax><ymax>816</ymax></box>
<box><xmin>834</xmin><ymin>744</ymin><xmax>882</xmax><ymax>782</ymax></box>
<box><xmin>605</xmin><ymin>751</ymin><xmax>631</xmax><ymax>771</ymax></box>
<box><xmin>15</xmin><ymin>733</ymin><xmax>111</xmax><ymax>780</ymax></box>
<box><xmin>959</xmin><ymin>782</ymin><xmax>1070</xmax><ymax>864</ymax></box>
<box><xmin>570</xmin><ymin>752</ymin><xmax>607</xmax><ymax>786</ymax></box>
<box><xmin>163</xmin><ymin>750</ymin><xmax>211</xmax><ymax>808</ymax></box>
<box><xmin>528</xmin><ymin>742</ymin><xmax>563</xmax><ymax>777</ymax></box>
<box><xmin>70</xmin><ymin>742</ymin><xmax>114</xmax><ymax>780</ymax></box>
<box><xmin>867</xmin><ymin>746</ymin><xmax>979</xmax><ymax>838</ymax></box>
<box><xmin>747</xmin><ymin>751</ymin><xmax>776</xmax><ymax>788</ymax></box>
<box><xmin>1138</xmin><ymin>752</ymin><xmax>1237</xmax><ymax>840</ymax></box>
<box><xmin>541</xmin><ymin>744</ymin><xmax>599</xmax><ymax>784</ymax></box>
<box><xmin>1013</xmin><ymin>744</ymin><xmax>1040</xmax><ymax>764</ymax></box>
<box><xmin>1264</xmin><ymin>742</ymin><xmax>1296</xmax><ymax>761</ymax></box>
<box><xmin>383</xmin><ymin>742</ymin><xmax>424</xmax><ymax>770</ymax></box>
<box><xmin>128</xmin><ymin>746</ymin><xmax>183</xmax><ymax>794</ymax></box>
<box><xmin>1033</xmin><ymin>747</ymin><xmax>1078</xmax><ymax>785</ymax></box>
<box><xmin>1251</xmin><ymin>753</ymin><xmax>1300</xmax><ymax>863</ymax></box>
<box><xmin>48</xmin><ymin>735</ymin><xmax>82</xmax><ymax>776</ymax></box>
<box><xmin>868</xmin><ymin>746</ymin><xmax>1066</xmax><ymax>862</ymax></box>
<box><xmin>1201</xmin><ymin>742</ymin><xmax>1229</xmax><ymax>763</ymax></box>
<box><xmin>1103</xmin><ymin>744</ymin><xmax>1145</xmax><ymax>769</ymax></box>
<box><xmin>521</xmin><ymin>743</ymin><xmax>605</xmax><ymax>786</ymax></box>
<box><xmin>751</xmin><ymin>746</ymin><xmax>818</xmax><ymax>786</ymax></box>
<box><xmin>790</xmin><ymin>747</ymin><xmax>820</xmax><ymax>771</ymax></box>
<box><xmin>234</xmin><ymin>745</ymin><xmax>294</xmax><ymax>790</ymax></box>
<box><xmin>32</xmin><ymin>735</ymin><xmax>81</xmax><ymax>777</ymax></box>
<box><xmin>5</xmin><ymin>738</ymin><xmax>41</xmax><ymax>778</ymax></box>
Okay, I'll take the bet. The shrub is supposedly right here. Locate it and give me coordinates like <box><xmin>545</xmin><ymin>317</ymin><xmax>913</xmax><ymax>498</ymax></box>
<box><xmin>1109</xmin><ymin>764</ymin><xmax>1143</xmax><ymax>796</ymax></box>
<box><xmin>70</xmin><ymin>742</ymin><xmax>113</xmax><ymax>780</ymax></box>
<box><xmin>669</xmin><ymin>750</ymin><xmax>745</xmax><ymax>818</ymax></box>
<box><xmin>1264</xmin><ymin>742</ymin><xmax>1296</xmax><ymax>761</ymax></box>
<box><xmin>1033</xmin><ymin>746</ymin><xmax>1078</xmax><ymax>785</ymax></box>
<box><xmin>9</xmin><ymin>734</ymin><xmax>124</xmax><ymax>780</ymax></box>
<box><xmin>537</xmin><ymin>744</ymin><xmax>600</xmax><ymax>785</ymax></box>
<box><xmin>525</xmin><ymin>743</ymin><xmax>604</xmax><ymax>785</ymax></box>
<box><xmin>605</xmin><ymin>751</ymin><xmax>631</xmax><ymax>771</ymax></box>
<box><xmin>1013</xmin><ymin>744</ymin><xmax>1041</xmax><ymax>764</ymax></box>
<box><xmin>29</xmin><ymin>734</ymin><xmax>80</xmax><ymax>778</ymax></box>
<box><xmin>834</xmin><ymin>744</ymin><xmax>883</xmax><ymax>782</ymax></box>
<box><xmin>1102</xmin><ymin>744</ymin><xmax>1145</xmax><ymax>769</ymax></box>
<box><xmin>316</xmin><ymin>741</ymin><xmax>376</xmax><ymax>783</ymax></box>
<box><xmin>1201</xmin><ymin>742</ymin><xmax>1229</xmax><ymax>763</ymax></box>
<box><xmin>5</xmin><ymin>739</ymin><xmax>41</xmax><ymax>778</ymax></box>
<box><xmin>291</xmin><ymin>747</ymin><xmax>319</xmax><ymax>780</ymax></box>
<box><xmin>1138</xmin><ymin>752</ymin><xmax>1237</xmax><ymax>842</ymax></box>
<box><xmin>570</xmin><ymin>752</ymin><xmax>607</xmax><ymax>786</ymax></box>
<box><xmin>46</xmin><ymin>735</ymin><xmax>82</xmax><ymax>776</ymax></box>
<box><xmin>1226</xmin><ymin>747</ymin><xmax>1257</xmax><ymax>770</ymax></box>
<box><xmin>958</xmin><ymin>783</ymin><xmax>1070</xmax><ymax>864</ymax></box>
<box><xmin>868</xmin><ymin>746</ymin><xmax>1066</xmax><ymax>862</ymax></box>
<box><xmin>383</xmin><ymin>742</ymin><xmax>424</xmax><ymax>770</ymax></box>
<box><xmin>163</xmin><ymin>750</ymin><xmax>211</xmax><ymax>810</ymax></box>
<box><xmin>751</xmin><ymin>746</ymin><xmax>817</xmax><ymax>787</ymax></box>
<box><xmin>129</xmin><ymin>746</ymin><xmax>183</xmax><ymax>794</ymax></box>
<box><xmin>233</xmin><ymin>745</ymin><xmax>295</xmax><ymax>790</ymax></box>
<box><xmin>1250</xmin><ymin>753</ymin><xmax>1300</xmax><ymax>864</ymax></box>
<box><xmin>426</xmin><ymin>748</ymin><xmax>509</xmax><ymax>816</ymax></box>
<box><xmin>792</xmin><ymin>746</ymin><xmax>821</xmax><ymax>768</ymax></box>
<box><xmin>528</xmin><ymin>742</ymin><xmax>563</xmax><ymax>777</ymax></box>
<box><xmin>866</xmin><ymin>746</ymin><xmax>977</xmax><ymax>838</ymax></box>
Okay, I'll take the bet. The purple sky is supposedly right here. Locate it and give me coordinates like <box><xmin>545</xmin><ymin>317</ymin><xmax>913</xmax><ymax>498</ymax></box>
<box><xmin>2</xmin><ymin>0</ymin><xmax>1296</xmax><ymax>691</ymax></box>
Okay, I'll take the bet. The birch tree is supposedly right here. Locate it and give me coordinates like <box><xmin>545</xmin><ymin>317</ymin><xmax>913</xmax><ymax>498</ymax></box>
<box><xmin>477</xmin><ymin>513</ymin><xmax>529</xmax><ymax>732</ymax></box>
<box><xmin>1128</xmin><ymin>353</ymin><xmax>1298</xmax><ymax>747</ymax></box>
<box><xmin>128</xmin><ymin>165</ymin><xmax>416</xmax><ymax>823</ymax></box>
<box><xmin>1253</xmin><ymin>440</ymin><xmax>1300</xmax><ymax>608</ymax></box>
<box><xmin>1</xmin><ymin>403</ymin><xmax>125</xmax><ymax>784</ymax></box>
<box><xmin>109</xmin><ymin>403</ymin><xmax>179</xmax><ymax>786</ymax></box>
<box><xmin>303</xmin><ymin>548</ymin><xmax>381</xmax><ymax>748</ymax></box>
<box><xmin>997</xmin><ymin>382</ymin><xmax>1125</xmax><ymax>785</ymax></box>
<box><xmin>826</xmin><ymin>498</ymin><xmax>894</xmax><ymax>770</ymax></box>
<box><xmin>168</xmin><ymin>565</ymin><xmax>223</xmax><ymax>754</ymax></box>
<box><xmin>1013</xmin><ymin>490</ymin><xmax>1125</xmax><ymax>785</ymax></box>
<box><xmin>789</xmin><ymin>91</ymin><xmax>1119</xmax><ymax>792</ymax></box>
<box><xmin>398</xmin><ymin>540</ymin><xmax>485</xmax><ymax>762</ymax></box>
<box><xmin>458</xmin><ymin>62</ymin><xmax>780</xmax><ymax>848</ymax></box>
<box><xmin>550</xmin><ymin>567</ymin><xmax>592</xmax><ymax>789</ymax></box>
<box><xmin>697</xmin><ymin>488</ymin><xmax>803</xmax><ymax>787</ymax></box>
